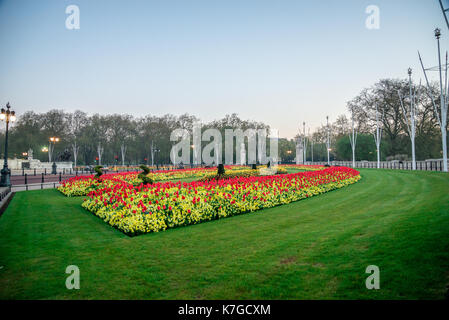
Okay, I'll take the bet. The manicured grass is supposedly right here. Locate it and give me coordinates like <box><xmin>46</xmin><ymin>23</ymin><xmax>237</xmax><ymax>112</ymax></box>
<box><xmin>0</xmin><ymin>169</ymin><xmax>448</xmax><ymax>299</ymax></box>
<box><xmin>285</xmin><ymin>167</ymin><xmax>308</xmax><ymax>174</ymax></box>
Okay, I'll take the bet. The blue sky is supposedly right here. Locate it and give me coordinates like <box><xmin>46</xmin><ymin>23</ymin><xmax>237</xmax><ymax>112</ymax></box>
<box><xmin>0</xmin><ymin>0</ymin><xmax>444</xmax><ymax>138</ymax></box>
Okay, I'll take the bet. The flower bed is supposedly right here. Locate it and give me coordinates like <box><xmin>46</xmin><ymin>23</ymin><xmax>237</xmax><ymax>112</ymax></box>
<box><xmin>280</xmin><ymin>164</ymin><xmax>325</xmax><ymax>171</ymax></box>
<box><xmin>58</xmin><ymin>165</ymin><xmax>292</xmax><ymax>196</ymax></box>
<box><xmin>58</xmin><ymin>172</ymin><xmax>140</xmax><ymax>197</ymax></box>
<box><xmin>80</xmin><ymin>167</ymin><xmax>361</xmax><ymax>236</ymax></box>
<box><xmin>149</xmin><ymin>167</ymin><xmax>218</xmax><ymax>181</ymax></box>
<box><xmin>58</xmin><ymin>168</ymin><xmax>216</xmax><ymax>196</ymax></box>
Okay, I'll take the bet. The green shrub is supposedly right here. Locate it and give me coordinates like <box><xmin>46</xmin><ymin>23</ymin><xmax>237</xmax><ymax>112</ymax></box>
<box><xmin>137</xmin><ymin>164</ymin><xmax>153</xmax><ymax>185</ymax></box>
<box><xmin>200</xmin><ymin>170</ymin><xmax>258</xmax><ymax>181</ymax></box>
<box><xmin>217</xmin><ymin>164</ymin><xmax>225</xmax><ymax>175</ymax></box>
<box><xmin>94</xmin><ymin>166</ymin><xmax>103</xmax><ymax>179</ymax></box>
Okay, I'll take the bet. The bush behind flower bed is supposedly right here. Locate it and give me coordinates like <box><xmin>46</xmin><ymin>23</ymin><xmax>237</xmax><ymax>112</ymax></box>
<box><xmin>200</xmin><ymin>166</ymin><xmax>288</xmax><ymax>181</ymax></box>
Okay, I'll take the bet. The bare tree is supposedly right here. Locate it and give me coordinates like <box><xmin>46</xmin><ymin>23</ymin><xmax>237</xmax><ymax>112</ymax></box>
<box><xmin>372</xmin><ymin>104</ymin><xmax>384</xmax><ymax>168</ymax></box>
<box><xmin>67</xmin><ymin>110</ymin><xmax>87</xmax><ymax>167</ymax></box>
<box><xmin>97</xmin><ymin>143</ymin><xmax>104</xmax><ymax>165</ymax></box>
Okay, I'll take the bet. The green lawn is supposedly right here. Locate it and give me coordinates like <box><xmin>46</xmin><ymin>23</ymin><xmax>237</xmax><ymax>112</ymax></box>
<box><xmin>0</xmin><ymin>169</ymin><xmax>448</xmax><ymax>299</ymax></box>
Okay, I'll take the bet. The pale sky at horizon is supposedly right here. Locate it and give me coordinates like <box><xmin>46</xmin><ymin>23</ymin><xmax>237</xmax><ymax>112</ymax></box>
<box><xmin>0</xmin><ymin>0</ymin><xmax>446</xmax><ymax>139</ymax></box>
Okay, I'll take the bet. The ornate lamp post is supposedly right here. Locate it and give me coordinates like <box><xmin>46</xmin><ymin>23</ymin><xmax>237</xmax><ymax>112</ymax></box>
<box><xmin>152</xmin><ymin>146</ymin><xmax>160</xmax><ymax>169</ymax></box>
<box><xmin>286</xmin><ymin>150</ymin><xmax>292</xmax><ymax>163</ymax></box>
<box><xmin>49</xmin><ymin>136</ymin><xmax>60</xmax><ymax>174</ymax></box>
<box><xmin>0</xmin><ymin>103</ymin><xmax>17</xmax><ymax>187</ymax></box>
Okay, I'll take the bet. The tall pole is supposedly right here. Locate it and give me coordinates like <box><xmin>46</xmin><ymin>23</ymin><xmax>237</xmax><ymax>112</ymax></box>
<box><xmin>0</xmin><ymin>118</ymin><xmax>10</xmax><ymax>187</ymax></box>
<box><xmin>418</xmin><ymin>30</ymin><xmax>448</xmax><ymax>172</ymax></box>
<box><xmin>151</xmin><ymin>141</ymin><xmax>154</xmax><ymax>166</ymax></box>
<box><xmin>326</xmin><ymin>116</ymin><xmax>330</xmax><ymax>165</ymax></box>
<box><xmin>436</xmin><ymin>29</ymin><xmax>448</xmax><ymax>172</ymax></box>
<box><xmin>311</xmin><ymin>135</ymin><xmax>314</xmax><ymax>163</ymax></box>
<box><xmin>409</xmin><ymin>68</ymin><xmax>416</xmax><ymax>170</ymax></box>
<box><xmin>50</xmin><ymin>137</ymin><xmax>59</xmax><ymax>174</ymax></box>
<box><xmin>377</xmin><ymin>107</ymin><xmax>380</xmax><ymax>168</ymax></box>
<box><xmin>439</xmin><ymin>0</ymin><xmax>449</xmax><ymax>31</ymax></box>
<box><xmin>303</xmin><ymin>121</ymin><xmax>306</xmax><ymax>164</ymax></box>
<box><xmin>399</xmin><ymin>69</ymin><xmax>417</xmax><ymax>170</ymax></box>
<box><xmin>1</xmin><ymin>103</ymin><xmax>16</xmax><ymax>187</ymax></box>
<box><xmin>51</xmin><ymin>140</ymin><xmax>56</xmax><ymax>174</ymax></box>
<box><xmin>349</xmin><ymin>106</ymin><xmax>357</xmax><ymax>168</ymax></box>
<box><xmin>310</xmin><ymin>133</ymin><xmax>313</xmax><ymax>164</ymax></box>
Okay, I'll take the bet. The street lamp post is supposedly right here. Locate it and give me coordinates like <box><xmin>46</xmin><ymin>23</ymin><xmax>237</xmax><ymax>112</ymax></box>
<box><xmin>0</xmin><ymin>103</ymin><xmax>17</xmax><ymax>187</ymax></box>
<box><xmin>152</xmin><ymin>146</ymin><xmax>160</xmax><ymax>169</ymax></box>
<box><xmin>286</xmin><ymin>149</ymin><xmax>292</xmax><ymax>163</ymax></box>
<box><xmin>49</xmin><ymin>136</ymin><xmax>60</xmax><ymax>174</ymax></box>
<box><xmin>399</xmin><ymin>68</ymin><xmax>417</xmax><ymax>170</ymax></box>
<box><xmin>418</xmin><ymin>27</ymin><xmax>448</xmax><ymax>172</ymax></box>
<box><xmin>435</xmin><ymin>28</ymin><xmax>448</xmax><ymax>172</ymax></box>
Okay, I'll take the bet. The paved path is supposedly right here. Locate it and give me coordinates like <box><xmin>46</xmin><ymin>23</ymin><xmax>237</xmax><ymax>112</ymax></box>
<box><xmin>9</xmin><ymin>174</ymin><xmax>88</xmax><ymax>186</ymax></box>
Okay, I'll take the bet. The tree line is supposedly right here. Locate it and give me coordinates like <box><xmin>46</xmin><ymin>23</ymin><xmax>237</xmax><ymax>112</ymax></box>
<box><xmin>300</xmin><ymin>78</ymin><xmax>445</xmax><ymax>162</ymax></box>
<box><xmin>1</xmin><ymin>78</ymin><xmax>446</xmax><ymax>165</ymax></box>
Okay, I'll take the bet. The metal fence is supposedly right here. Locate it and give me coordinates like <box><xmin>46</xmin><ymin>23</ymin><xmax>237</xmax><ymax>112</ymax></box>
<box><xmin>12</xmin><ymin>167</ymin><xmax>113</xmax><ymax>176</ymax></box>
<box><xmin>12</xmin><ymin>182</ymin><xmax>62</xmax><ymax>192</ymax></box>
<box><xmin>308</xmin><ymin>160</ymin><xmax>448</xmax><ymax>171</ymax></box>
<box><xmin>9</xmin><ymin>160</ymin><xmax>448</xmax><ymax>192</ymax></box>
<box><xmin>10</xmin><ymin>164</ymin><xmax>207</xmax><ymax>177</ymax></box>
<box><xmin>10</xmin><ymin>164</ymin><xmax>208</xmax><ymax>189</ymax></box>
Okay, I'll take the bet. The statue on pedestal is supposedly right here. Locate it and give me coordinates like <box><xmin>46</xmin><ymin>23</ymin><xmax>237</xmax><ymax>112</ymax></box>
<box><xmin>56</xmin><ymin>149</ymin><xmax>72</xmax><ymax>162</ymax></box>
<box><xmin>27</xmin><ymin>148</ymin><xmax>33</xmax><ymax>161</ymax></box>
